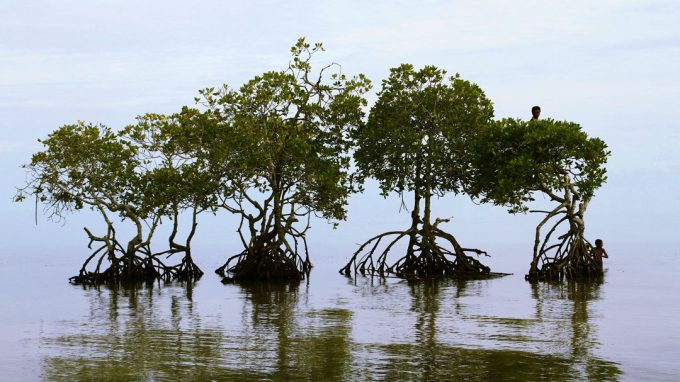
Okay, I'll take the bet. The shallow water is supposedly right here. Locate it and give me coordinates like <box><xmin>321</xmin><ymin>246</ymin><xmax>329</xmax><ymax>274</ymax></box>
<box><xmin>1</xmin><ymin>247</ymin><xmax>678</xmax><ymax>381</ymax></box>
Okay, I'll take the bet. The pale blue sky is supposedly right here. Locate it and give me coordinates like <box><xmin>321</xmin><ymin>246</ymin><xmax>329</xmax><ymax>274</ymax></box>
<box><xmin>2</xmin><ymin>1</ymin><xmax>679</xmax><ymax>269</ymax></box>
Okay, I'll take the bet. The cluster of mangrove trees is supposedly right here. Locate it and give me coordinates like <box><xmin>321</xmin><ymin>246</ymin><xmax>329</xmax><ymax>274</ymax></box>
<box><xmin>16</xmin><ymin>38</ymin><xmax>610</xmax><ymax>284</ymax></box>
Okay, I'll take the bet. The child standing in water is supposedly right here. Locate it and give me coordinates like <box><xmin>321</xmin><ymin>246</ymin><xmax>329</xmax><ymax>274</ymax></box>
<box><xmin>591</xmin><ymin>239</ymin><xmax>609</xmax><ymax>272</ymax></box>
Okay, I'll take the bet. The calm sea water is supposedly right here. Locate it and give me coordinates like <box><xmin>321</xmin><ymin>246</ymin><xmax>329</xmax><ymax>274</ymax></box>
<box><xmin>1</xmin><ymin>245</ymin><xmax>678</xmax><ymax>381</ymax></box>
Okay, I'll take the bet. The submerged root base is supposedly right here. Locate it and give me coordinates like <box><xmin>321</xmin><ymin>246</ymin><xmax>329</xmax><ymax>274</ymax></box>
<box><xmin>526</xmin><ymin>264</ymin><xmax>603</xmax><ymax>282</ymax></box>
<box><xmin>526</xmin><ymin>237</ymin><xmax>603</xmax><ymax>282</ymax></box>
<box><xmin>216</xmin><ymin>247</ymin><xmax>311</xmax><ymax>283</ymax></box>
<box><xmin>70</xmin><ymin>251</ymin><xmax>203</xmax><ymax>285</ymax></box>
<box><xmin>392</xmin><ymin>254</ymin><xmax>490</xmax><ymax>279</ymax></box>
<box><xmin>340</xmin><ymin>228</ymin><xmax>491</xmax><ymax>280</ymax></box>
<box><xmin>70</xmin><ymin>257</ymin><xmax>163</xmax><ymax>285</ymax></box>
<box><xmin>170</xmin><ymin>257</ymin><xmax>204</xmax><ymax>282</ymax></box>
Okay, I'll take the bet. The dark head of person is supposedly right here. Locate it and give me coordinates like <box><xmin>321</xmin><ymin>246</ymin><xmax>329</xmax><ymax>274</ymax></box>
<box><xmin>531</xmin><ymin>105</ymin><xmax>541</xmax><ymax>121</ymax></box>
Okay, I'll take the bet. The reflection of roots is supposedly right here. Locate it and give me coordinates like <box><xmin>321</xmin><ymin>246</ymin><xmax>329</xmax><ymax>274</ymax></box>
<box><xmin>340</xmin><ymin>227</ymin><xmax>490</xmax><ymax>279</ymax></box>
<box><xmin>527</xmin><ymin>234</ymin><xmax>602</xmax><ymax>282</ymax></box>
<box><xmin>215</xmin><ymin>239</ymin><xmax>311</xmax><ymax>282</ymax></box>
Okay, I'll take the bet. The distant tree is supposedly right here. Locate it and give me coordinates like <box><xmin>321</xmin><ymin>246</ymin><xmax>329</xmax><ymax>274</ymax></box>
<box><xmin>200</xmin><ymin>38</ymin><xmax>371</xmax><ymax>281</ymax></box>
<box><xmin>340</xmin><ymin>64</ymin><xmax>495</xmax><ymax>278</ymax></box>
<box><xmin>15</xmin><ymin>122</ymin><xmax>167</xmax><ymax>283</ymax></box>
<box><xmin>468</xmin><ymin>118</ymin><xmax>610</xmax><ymax>281</ymax></box>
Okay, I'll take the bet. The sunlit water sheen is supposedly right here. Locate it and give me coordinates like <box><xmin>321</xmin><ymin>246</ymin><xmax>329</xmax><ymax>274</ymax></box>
<box><xmin>1</xmin><ymin>247</ymin><xmax>678</xmax><ymax>381</ymax></box>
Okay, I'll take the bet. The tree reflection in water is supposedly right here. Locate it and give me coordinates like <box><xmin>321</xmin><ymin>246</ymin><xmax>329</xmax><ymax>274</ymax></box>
<box><xmin>41</xmin><ymin>282</ymin><xmax>248</xmax><ymax>381</ymax></box>
<box><xmin>238</xmin><ymin>281</ymin><xmax>353</xmax><ymax>380</ymax></box>
<box><xmin>364</xmin><ymin>278</ymin><xmax>621</xmax><ymax>381</ymax></box>
<box><xmin>531</xmin><ymin>280</ymin><xmax>622</xmax><ymax>381</ymax></box>
<box><xmin>42</xmin><ymin>281</ymin><xmax>354</xmax><ymax>381</ymax></box>
<box><xmin>41</xmin><ymin>278</ymin><xmax>621</xmax><ymax>381</ymax></box>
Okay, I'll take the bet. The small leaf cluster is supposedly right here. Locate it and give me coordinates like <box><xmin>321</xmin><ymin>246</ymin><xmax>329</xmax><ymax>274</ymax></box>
<box><xmin>18</xmin><ymin>121</ymin><xmax>139</xmax><ymax>219</ymax></box>
<box><xmin>353</xmin><ymin>64</ymin><xmax>494</xmax><ymax>197</ymax></box>
<box><xmin>198</xmin><ymin>38</ymin><xmax>371</xmax><ymax>221</ymax></box>
<box><xmin>123</xmin><ymin>108</ymin><xmax>222</xmax><ymax>217</ymax></box>
<box><xmin>469</xmin><ymin>118</ymin><xmax>610</xmax><ymax>212</ymax></box>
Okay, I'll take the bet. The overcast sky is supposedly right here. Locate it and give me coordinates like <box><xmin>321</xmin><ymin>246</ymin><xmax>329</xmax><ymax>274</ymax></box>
<box><xmin>2</xmin><ymin>1</ymin><xmax>678</xmax><ymax>269</ymax></box>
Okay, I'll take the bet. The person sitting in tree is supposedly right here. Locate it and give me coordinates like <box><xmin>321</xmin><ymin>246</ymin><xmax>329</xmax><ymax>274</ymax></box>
<box><xmin>530</xmin><ymin>105</ymin><xmax>541</xmax><ymax>121</ymax></box>
<box><xmin>591</xmin><ymin>239</ymin><xmax>609</xmax><ymax>271</ymax></box>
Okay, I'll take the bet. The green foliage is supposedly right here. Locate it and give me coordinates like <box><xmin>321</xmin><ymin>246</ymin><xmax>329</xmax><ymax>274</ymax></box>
<box><xmin>354</xmin><ymin>64</ymin><xmax>494</xmax><ymax>197</ymax></box>
<box><xmin>18</xmin><ymin>110</ymin><xmax>221</xmax><ymax>223</ymax></box>
<box><xmin>200</xmin><ymin>37</ymin><xmax>371</xmax><ymax>222</ymax></box>
<box><xmin>124</xmin><ymin>107</ymin><xmax>222</xmax><ymax>217</ymax></box>
<box><xmin>469</xmin><ymin>118</ymin><xmax>610</xmax><ymax>212</ymax></box>
<box><xmin>18</xmin><ymin>121</ymin><xmax>139</xmax><ymax>219</ymax></box>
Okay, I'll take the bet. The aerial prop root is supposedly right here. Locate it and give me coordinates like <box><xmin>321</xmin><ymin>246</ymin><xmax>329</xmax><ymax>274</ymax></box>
<box><xmin>215</xmin><ymin>235</ymin><xmax>311</xmax><ymax>282</ymax></box>
<box><xmin>527</xmin><ymin>232</ymin><xmax>602</xmax><ymax>281</ymax></box>
<box><xmin>153</xmin><ymin>248</ymin><xmax>205</xmax><ymax>282</ymax></box>
<box><xmin>340</xmin><ymin>227</ymin><xmax>490</xmax><ymax>278</ymax></box>
<box><xmin>69</xmin><ymin>242</ymin><xmax>176</xmax><ymax>285</ymax></box>
<box><xmin>164</xmin><ymin>255</ymin><xmax>204</xmax><ymax>282</ymax></box>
